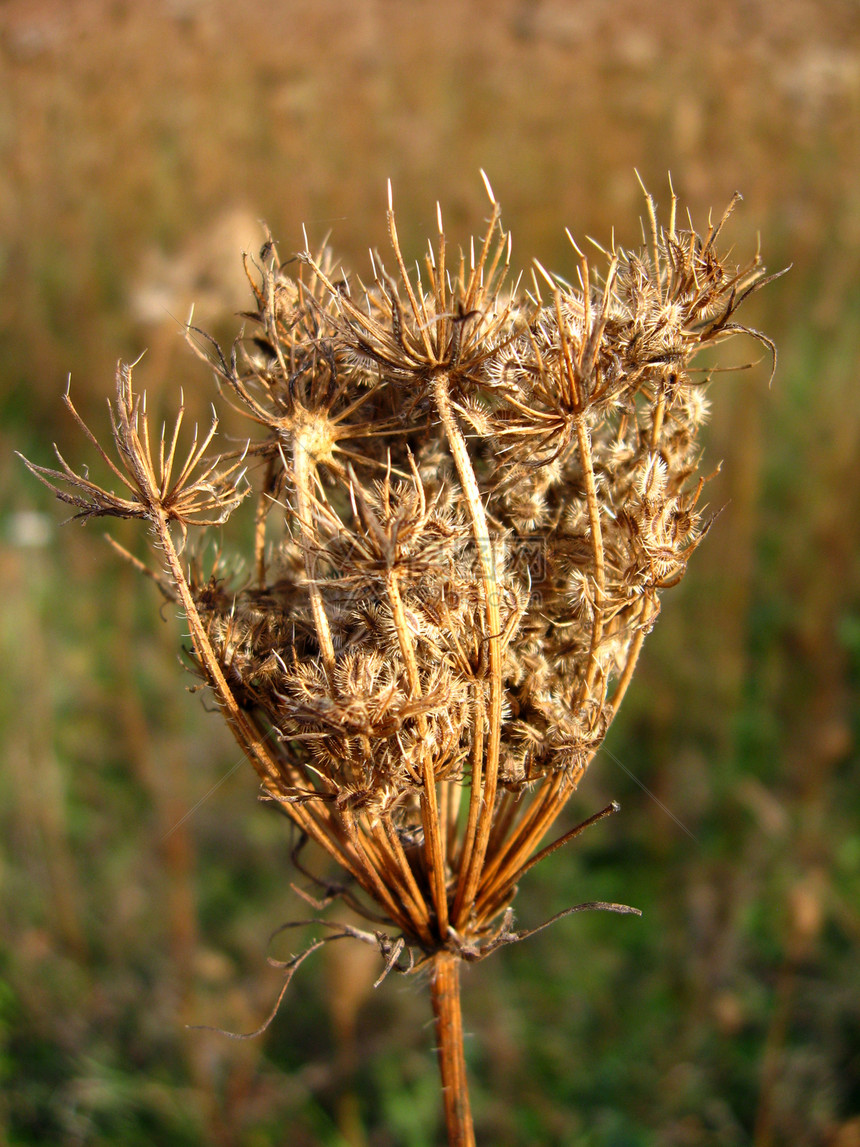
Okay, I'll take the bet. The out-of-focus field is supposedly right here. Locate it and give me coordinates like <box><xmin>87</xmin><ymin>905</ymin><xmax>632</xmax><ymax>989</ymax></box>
<box><xmin>1</xmin><ymin>2</ymin><xmax>858</xmax><ymax>1144</ymax></box>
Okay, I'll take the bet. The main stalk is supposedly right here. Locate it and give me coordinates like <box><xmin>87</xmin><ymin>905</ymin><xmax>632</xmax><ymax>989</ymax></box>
<box><xmin>430</xmin><ymin>952</ymin><xmax>475</xmax><ymax>1146</ymax></box>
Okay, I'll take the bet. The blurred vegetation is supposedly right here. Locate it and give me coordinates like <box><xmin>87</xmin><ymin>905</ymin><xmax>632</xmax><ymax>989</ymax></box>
<box><xmin>1</xmin><ymin>1</ymin><xmax>858</xmax><ymax>1144</ymax></box>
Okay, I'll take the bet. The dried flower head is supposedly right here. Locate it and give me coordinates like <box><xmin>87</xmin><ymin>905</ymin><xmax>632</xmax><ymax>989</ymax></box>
<box><xmin>21</xmin><ymin>176</ymin><xmax>780</xmax><ymax>1144</ymax></box>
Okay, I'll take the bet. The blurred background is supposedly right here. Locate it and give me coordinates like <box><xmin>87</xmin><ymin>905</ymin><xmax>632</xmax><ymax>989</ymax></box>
<box><xmin>1</xmin><ymin>1</ymin><xmax>858</xmax><ymax>1144</ymax></box>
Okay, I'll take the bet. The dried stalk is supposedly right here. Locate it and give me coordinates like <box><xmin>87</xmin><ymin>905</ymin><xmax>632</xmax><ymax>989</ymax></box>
<box><xmin>431</xmin><ymin>952</ymin><xmax>474</xmax><ymax>1147</ymax></box>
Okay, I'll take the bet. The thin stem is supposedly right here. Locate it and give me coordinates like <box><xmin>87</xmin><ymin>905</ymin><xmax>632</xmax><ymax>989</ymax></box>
<box><xmin>430</xmin><ymin>952</ymin><xmax>475</xmax><ymax>1147</ymax></box>
<box><xmin>253</xmin><ymin>453</ymin><xmax>277</xmax><ymax>586</ymax></box>
<box><xmin>292</xmin><ymin>436</ymin><xmax>336</xmax><ymax>677</ymax></box>
<box><xmin>451</xmin><ymin>688</ymin><xmax>484</xmax><ymax>894</ymax></box>
<box><xmin>477</xmin><ymin>800</ymin><xmax>619</xmax><ymax>917</ymax></box>
<box><xmin>433</xmin><ymin>375</ymin><xmax>502</xmax><ymax>930</ymax></box>
<box><xmin>438</xmin><ymin>777</ymin><xmax>451</xmax><ymax>868</ymax></box>
<box><xmin>486</xmin><ymin>789</ymin><xmax>522</xmax><ymax>856</ymax></box>
<box><xmin>380</xmin><ymin>817</ymin><xmax>435</xmax><ymax>947</ymax></box>
<box><xmin>152</xmin><ymin>510</ymin><xmax>366</xmax><ymax>886</ymax></box>
<box><xmin>339</xmin><ymin>808</ymin><xmax>412</xmax><ymax>932</ymax></box>
<box><xmin>386</xmin><ymin>569</ymin><xmax>449</xmax><ymax>938</ymax></box>
<box><xmin>608</xmin><ymin>600</ymin><xmax>655</xmax><ymax>718</ymax></box>
<box><xmin>476</xmin><ymin>772</ymin><xmax>572</xmax><ymax>906</ymax></box>
<box><xmin>574</xmin><ymin>413</ymin><xmax>606</xmax><ymax>704</ymax></box>
<box><xmin>445</xmin><ymin>777</ymin><xmax>463</xmax><ymax>867</ymax></box>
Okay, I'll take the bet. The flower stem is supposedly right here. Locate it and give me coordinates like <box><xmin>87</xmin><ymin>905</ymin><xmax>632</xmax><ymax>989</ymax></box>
<box><xmin>430</xmin><ymin>952</ymin><xmax>475</xmax><ymax>1147</ymax></box>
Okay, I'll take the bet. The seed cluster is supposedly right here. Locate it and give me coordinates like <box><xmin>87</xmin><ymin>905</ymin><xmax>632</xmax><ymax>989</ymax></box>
<box><xmin>23</xmin><ymin>178</ymin><xmax>776</xmax><ymax>957</ymax></box>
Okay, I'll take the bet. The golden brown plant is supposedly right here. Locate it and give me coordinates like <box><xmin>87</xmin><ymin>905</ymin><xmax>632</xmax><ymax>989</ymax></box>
<box><xmin>21</xmin><ymin>175</ymin><xmax>779</xmax><ymax>1145</ymax></box>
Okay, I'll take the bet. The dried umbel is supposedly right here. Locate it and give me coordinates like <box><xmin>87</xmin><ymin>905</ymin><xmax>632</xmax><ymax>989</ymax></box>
<box><xmin>22</xmin><ymin>176</ymin><xmax>778</xmax><ymax>1144</ymax></box>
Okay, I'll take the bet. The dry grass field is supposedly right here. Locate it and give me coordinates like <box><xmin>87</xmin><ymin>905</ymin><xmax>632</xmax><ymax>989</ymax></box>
<box><xmin>2</xmin><ymin>2</ymin><xmax>859</xmax><ymax>1144</ymax></box>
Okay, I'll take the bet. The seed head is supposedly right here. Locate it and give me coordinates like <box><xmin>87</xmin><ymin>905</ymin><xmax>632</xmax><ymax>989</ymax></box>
<box><xmin>22</xmin><ymin>180</ymin><xmax>781</xmax><ymax>962</ymax></box>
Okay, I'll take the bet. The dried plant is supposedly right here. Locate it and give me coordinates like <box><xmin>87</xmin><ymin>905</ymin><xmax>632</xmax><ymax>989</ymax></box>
<box><xmin>21</xmin><ymin>175</ymin><xmax>780</xmax><ymax>1145</ymax></box>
